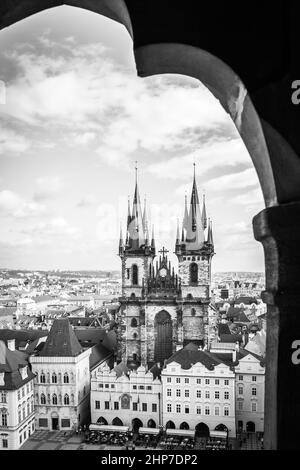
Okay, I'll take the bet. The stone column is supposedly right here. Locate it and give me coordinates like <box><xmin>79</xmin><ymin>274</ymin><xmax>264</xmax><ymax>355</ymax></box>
<box><xmin>253</xmin><ymin>202</ymin><xmax>300</xmax><ymax>450</ymax></box>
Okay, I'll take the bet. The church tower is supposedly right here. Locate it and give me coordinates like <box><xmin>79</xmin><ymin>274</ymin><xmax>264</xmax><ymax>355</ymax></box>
<box><xmin>119</xmin><ymin>165</ymin><xmax>155</xmax><ymax>299</ymax></box>
<box><xmin>175</xmin><ymin>164</ymin><xmax>215</xmax><ymax>347</ymax></box>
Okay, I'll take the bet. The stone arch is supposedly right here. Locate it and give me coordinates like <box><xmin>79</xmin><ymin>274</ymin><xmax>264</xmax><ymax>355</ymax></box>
<box><xmin>154</xmin><ymin>310</ymin><xmax>172</xmax><ymax>364</ymax></box>
<box><xmin>132</xmin><ymin>418</ymin><xmax>143</xmax><ymax>432</ymax></box>
<box><xmin>2</xmin><ymin>1</ymin><xmax>300</xmax><ymax>450</ymax></box>
<box><xmin>147</xmin><ymin>419</ymin><xmax>156</xmax><ymax>428</ymax></box>
<box><xmin>180</xmin><ymin>422</ymin><xmax>189</xmax><ymax>430</ymax></box>
<box><xmin>112</xmin><ymin>417</ymin><xmax>123</xmax><ymax>426</ymax></box>
<box><xmin>195</xmin><ymin>422</ymin><xmax>209</xmax><ymax>437</ymax></box>
<box><xmin>97</xmin><ymin>416</ymin><xmax>108</xmax><ymax>425</ymax></box>
<box><xmin>215</xmin><ymin>424</ymin><xmax>228</xmax><ymax>432</ymax></box>
<box><xmin>165</xmin><ymin>420</ymin><xmax>175</xmax><ymax>429</ymax></box>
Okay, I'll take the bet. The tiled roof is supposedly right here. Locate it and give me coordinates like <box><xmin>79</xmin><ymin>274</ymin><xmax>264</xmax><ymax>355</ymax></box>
<box><xmin>218</xmin><ymin>323</ymin><xmax>231</xmax><ymax>336</ymax></box>
<box><xmin>234</xmin><ymin>296</ymin><xmax>257</xmax><ymax>305</ymax></box>
<box><xmin>0</xmin><ymin>341</ymin><xmax>35</xmax><ymax>390</ymax></box>
<box><xmin>0</xmin><ymin>329</ymin><xmax>47</xmax><ymax>350</ymax></box>
<box><xmin>90</xmin><ymin>343</ymin><xmax>113</xmax><ymax>370</ymax></box>
<box><xmin>38</xmin><ymin>319</ymin><xmax>83</xmax><ymax>357</ymax></box>
<box><xmin>165</xmin><ymin>343</ymin><xmax>224</xmax><ymax>370</ymax></box>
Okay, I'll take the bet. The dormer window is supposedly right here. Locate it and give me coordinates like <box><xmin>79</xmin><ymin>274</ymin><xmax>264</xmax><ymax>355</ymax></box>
<box><xmin>20</xmin><ymin>366</ymin><xmax>28</xmax><ymax>380</ymax></box>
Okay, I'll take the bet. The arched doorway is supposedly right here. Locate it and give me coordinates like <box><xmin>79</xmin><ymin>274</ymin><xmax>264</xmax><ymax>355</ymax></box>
<box><xmin>195</xmin><ymin>423</ymin><xmax>209</xmax><ymax>438</ymax></box>
<box><xmin>180</xmin><ymin>422</ymin><xmax>189</xmax><ymax>430</ymax></box>
<box><xmin>215</xmin><ymin>424</ymin><xmax>228</xmax><ymax>432</ymax></box>
<box><xmin>246</xmin><ymin>421</ymin><xmax>255</xmax><ymax>433</ymax></box>
<box><xmin>112</xmin><ymin>417</ymin><xmax>123</xmax><ymax>426</ymax></box>
<box><xmin>154</xmin><ymin>310</ymin><xmax>173</xmax><ymax>363</ymax></box>
<box><xmin>132</xmin><ymin>418</ymin><xmax>143</xmax><ymax>433</ymax></box>
<box><xmin>147</xmin><ymin>419</ymin><xmax>156</xmax><ymax>428</ymax></box>
<box><xmin>97</xmin><ymin>417</ymin><xmax>108</xmax><ymax>425</ymax></box>
<box><xmin>165</xmin><ymin>421</ymin><xmax>175</xmax><ymax>429</ymax></box>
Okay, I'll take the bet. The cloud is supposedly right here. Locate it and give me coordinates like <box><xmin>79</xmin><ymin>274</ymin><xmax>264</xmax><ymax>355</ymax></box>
<box><xmin>230</xmin><ymin>187</ymin><xmax>264</xmax><ymax>207</ymax></box>
<box><xmin>1</xmin><ymin>40</ymin><xmax>236</xmax><ymax>169</ymax></box>
<box><xmin>0</xmin><ymin>190</ymin><xmax>45</xmax><ymax>218</ymax></box>
<box><xmin>0</xmin><ymin>126</ymin><xmax>31</xmax><ymax>155</ymax></box>
<box><xmin>148</xmin><ymin>139</ymin><xmax>252</xmax><ymax>187</ymax></box>
<box><xmin>73</xmin><ymin>132</ymin><xmax>96</xmax><ymax>145</ymax></box>
<box><xmin>77</xmin><ymin>194</ymin><xmax>96</xmax><ymax>207</ymax></box>
<box><xmin>33</xmin><ymin>176</ymin><xmax>63</xmax><ymax>201</ymax></box>
<box><xmin>204</xmin><ymin>168</ymin><xmax>259</xmax><ymax>192</ymax></box>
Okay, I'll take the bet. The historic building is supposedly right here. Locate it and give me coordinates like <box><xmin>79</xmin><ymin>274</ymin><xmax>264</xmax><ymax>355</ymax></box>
<box><xmin>161</xmin><ymin>343</ymin><xmax>236</xmax><ymax>438</ymax></box>
<box><xmin>30</xmin><ymin>319</ymin><xmax>91</xmax><ymax>431</ymax></box>
<box><xmin>117</xmin><ymin>167</ymin><xmax>217</xmax><ymax>366</ymax></box>
<box><xmin>90</xmin><ymin>361</ymin><xmax>162</xmax><ymax>432</ymax></box>
<box><xmin>0</xmin><ymin>339</ymin><xmax>35</xmax><ymax>450</ymax></box>
<box><xmin>234</xmin><ymin>351</ymin><xmax>265</xmax><ymax>433</ymax></box>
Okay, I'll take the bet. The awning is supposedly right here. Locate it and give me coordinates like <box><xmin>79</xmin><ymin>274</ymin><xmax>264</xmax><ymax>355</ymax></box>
<box><xmin>89</xmin><ymin>424</ymin><xmax>129</xmax><ymax>433</ymax></box>
<box><xmin>166</xmin><ymin>429</ymin><xmax>195</xmax><ymax>437</ymax></box>
<box><xmin>138</xmin><ymin>427</ymin><xmax>160</xmax><ymax>435</ymax></box>
<box><xmin>210</xmin><ymin>430</ymin><xmax>227</xmax><ymax>439</ymax></box>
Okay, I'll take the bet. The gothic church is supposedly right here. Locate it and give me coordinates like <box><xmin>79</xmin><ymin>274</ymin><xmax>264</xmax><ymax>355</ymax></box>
<box><xmin>117</xmin><ymin>167</ymin><xmax>216</xmax><ymax>367</ymax></box>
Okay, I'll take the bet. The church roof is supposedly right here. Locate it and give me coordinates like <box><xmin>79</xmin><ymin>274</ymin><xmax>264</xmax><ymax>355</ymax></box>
<box><xmin>38</xmin><ymin>318</ymin><xmax>83</xmax><ymax>357</ymax></box>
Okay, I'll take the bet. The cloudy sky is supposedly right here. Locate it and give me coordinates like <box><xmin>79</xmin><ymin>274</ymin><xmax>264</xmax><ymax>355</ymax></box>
<box><xmin>0</xmin><ymin>6</ymin><xmax>265</xmax><ymax>272</ymax></box>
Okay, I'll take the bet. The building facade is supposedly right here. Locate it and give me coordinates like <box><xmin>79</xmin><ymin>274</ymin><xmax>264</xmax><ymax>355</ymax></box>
<box><xmin>30</xmin><ymin>319</ymin><xmax>91</xmax><ymax>431</ymax></box>
<box><xmin>161</xmin><ymin>343</ymin><xmax>236</xmax><ymax>438</ymax></box>
<box><xmin>90</xmin><ymin>361</ymin><xmax>162</xmax><ymax>431</ymax></box>
<box><xmin>0</xmin><ymin>339</ymin><xmax>35</xmax><ymax>450</ymax></box>
<box><xmin>117</xmin><ymin>168</ymin><xmax>217</xmax><ymax>366</ymax></box>
<box><xmin>235</xmin><ymin>353</ymin><xmax>265</xmax><ymax>433</ymax></box>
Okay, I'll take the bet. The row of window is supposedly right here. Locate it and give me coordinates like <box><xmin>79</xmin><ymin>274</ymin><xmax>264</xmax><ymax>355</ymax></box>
<box><xmin>166</xmin><ymin>389</ymin><xmax>230</xmax><ymax>400</ymax></box>
<box><xmin>166</xmin><ymin>377</ymin><xmax>231</xmax><ymax>386</ymax></box>
<box><xmin>237</xmin><ymin>401</ymin><xmax>258</xmax><ymax>412</ymax></box>
<box><xmin>166</xmin><ymin>403</ymin><xmax>230</xmax><ymax>416</ymax></box>
<box><xmin>18</xmin><ymin>399</ymin><xmax>34</xmax><ymax>423</ymax></box>
<box><xmin>238</xmin><ymin>375</ymin><xmax>257</xmax><ymax>381</ymax></box>
<box><xmin>238</xmin><ymin>387</ymin><xmax>257</xmax><ymax>396</ymax></box>
<box><xmin>38</xmin><ymin>393</ymin><xmax>72</xmax><ymax>405</ymax></box>
<box><xmin>19</xmin><ymin>421</ymin><xmax>35</xmax><ymax>446</ymax></box>
<box><xmin>39</xmin><ymin>372</ymin><xmax>71</xmax><ymax>384</ymax></box>
<box><xmin>17</xmin><ymin>382</ymin><xmax>33</xmax><ymax>401</ymax></box>
<box><xmin>98</xmin><ymin>384</ymin><xmax>153</xmax><ymax>391</ymax></box>
<box><xmin>95</xmin><ymin>400</ymin><xmax>157</xmax><ymax>413</ymax></box>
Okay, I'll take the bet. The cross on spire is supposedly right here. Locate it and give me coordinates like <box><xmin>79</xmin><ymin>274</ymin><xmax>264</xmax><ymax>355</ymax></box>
<box><xmin>158</xmin><ymin>247</ymin><xmax>169</xmax><ymax>258</ymax></box>
<box><xmin>135</xmin><ymin>160</ymin><xmax>138</xmax><ymax>185</ymax></box>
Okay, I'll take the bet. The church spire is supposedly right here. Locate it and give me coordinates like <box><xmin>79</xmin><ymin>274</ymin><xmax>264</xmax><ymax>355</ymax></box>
<box><xmin>202</xmin><ymin>192</ymin><xmax>207</xmax><ymax>230</ymax></box>
<box><xmin>119</xmin><ymin>224</ymin><xmax>124</xmax><ymax>255</ymax></box>
<box><xmin>143</xmin><ymin>195</ymin><xmax>148</xmax><ymax>233</ymax></box>
<box><xmin>207</xmin><ymin>218</ymin><xmax>214</xmax><ymax>246</ymax></box>
<box><xmin>128</xmin><ymin>162</ymin><xmax>145</xmax><ymax>249</ymax></box>
<box><xmin>151</xmin><ymin>225</ymin><xmax>156</xmax><ymax>252</ymax></box>
<box><xmin>127</xmin><ymin>196</ymin><xmax>131</xmax><ymax>230</ymax></box>
<box><xmin>185</xmin><ymin>163</ymin><xmax>205</xmax><ymax>250</ymax></box>
<box><xmin>182</xmin><ymin>192</ymin><xmax>188</xmax><ymax>231</ymax></box>
<box><xmin>176</xmin><ymin>218</ymin><xmax>180</xmax><ymax>245</ymax></box>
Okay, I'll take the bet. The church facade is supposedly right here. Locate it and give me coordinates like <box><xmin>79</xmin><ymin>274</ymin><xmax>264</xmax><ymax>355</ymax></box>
<box><xmin>117</xmin><ymin>167</ymin><xmax>217</xmax><ymax>367</ymax></box>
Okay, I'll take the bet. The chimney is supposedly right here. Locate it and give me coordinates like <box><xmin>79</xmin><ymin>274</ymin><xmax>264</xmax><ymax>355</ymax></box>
<box><xmin>156</xmin><ymin>362</ymin><xmax>161</xmax><ymax>369</ymax></box>
<box><xmin>232</xmin><ymin>350</ymin><xmax>237</xmax><ymax>362</ymax></box>
<box><xmin>235</xmin><ymin>341</ymin><xmax>240</xmax><ymax>352</ymax></box>
<box><xmin>7</xmin><ymin>339</ymin><xmax>15</xmax><ymax>351</ymax></box>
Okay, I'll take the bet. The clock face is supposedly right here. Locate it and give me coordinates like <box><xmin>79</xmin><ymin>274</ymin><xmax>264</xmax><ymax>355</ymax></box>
<box><xmin>159</xmin><ymin>268</ymin><xmax>167</xmax><ymax>278</ymax></box>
